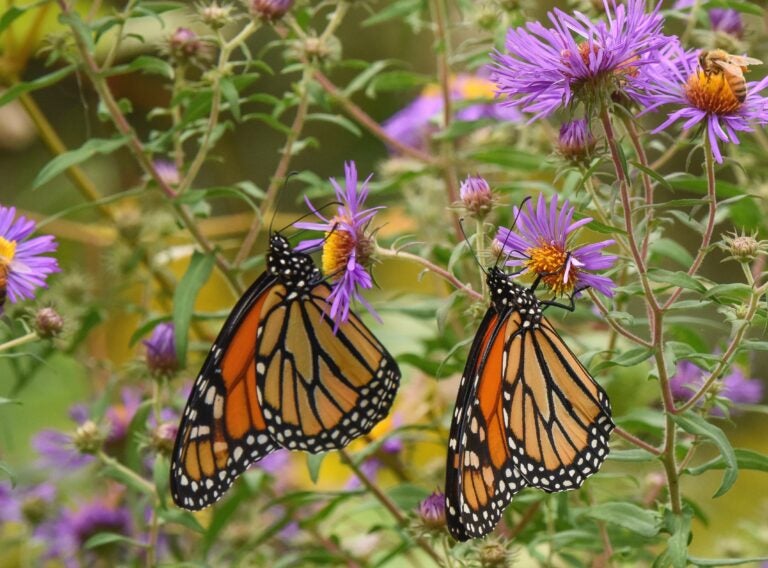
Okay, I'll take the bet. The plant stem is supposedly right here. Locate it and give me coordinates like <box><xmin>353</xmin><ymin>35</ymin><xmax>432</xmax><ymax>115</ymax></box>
<box><xmin>622</xmin><ymin>117</ymin><xmax>654</xmax><ymax>259</ymax></box>
<box><xmin>376</xmin><ymin>246</ymin><xmax>483</xmax><ymax>301</ymax></box>
<box><xmin>475</xmin><ymin>218</ymin><xmax>488</xmax><ymax>299</ymax></box>
<box><xmin>613</xmin><ymin>426</ymin><xmax>661</xmax><ymax>456</ymax></box>
<box><xmin>339</xmin><ymin>449</ymin><xmax>444</xmax><ymax>566</ymax></box>
<box><xmin>588</xmin><ymin>290</ymin><xmax>651</xmax><ymax>347</ymax></box>
<box><xmin>234</xmin><ymin>66</ymin><xmax>313</xmax><ymax>267</ymax></box>
<box><xmin>0</xmin><ymin>332</ymin><xmax>40</xmax><ymax>353</ymax></box>
<box><xmin>649</xmin><ymin>130</ymin><xmax>690</xmax><ymax>171</ymax></box>
<box><xmin>98</xmin><ymin>451</ymin><xmax>156</xmax><ymax>495</ymax></box>
<box><xmin>661</xmin><ymin>134</ymin><xmax>718</xmax><ymax>310</ymax></box>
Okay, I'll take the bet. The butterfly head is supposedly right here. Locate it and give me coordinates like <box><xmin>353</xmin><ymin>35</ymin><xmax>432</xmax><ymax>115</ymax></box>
<box><xmin>267</xmin><ymin>233</ymin><xmax>321</xmax><ymax>290</ymax></box>
<box><xmin>487</xmin><ymin>267</ymin><xmax>542</xmax><ymax>322</ymax></box>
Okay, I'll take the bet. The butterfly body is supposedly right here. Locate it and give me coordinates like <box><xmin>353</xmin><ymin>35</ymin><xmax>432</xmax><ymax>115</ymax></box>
<box><xmin>171</xmin><ymin>234</ymin><xmax>400</xmax><ymax>511</ymax></box>
<box><xmin>445</xmin><ymin>267</ymin><xmax>613</xmax><ymax>540</ymax></box>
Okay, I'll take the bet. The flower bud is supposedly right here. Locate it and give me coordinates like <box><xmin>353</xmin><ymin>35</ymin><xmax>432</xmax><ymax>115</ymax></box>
<box><xmin>417</xmin><ymin>491</ymin><xmax>446</xmax><ymax>530</ymax></box>
<box><xmin>250</xmin><ymin>0</ymin><xmax>294</xmax><ymax>21</ymax></box>
<box><xmin>478</xmin><ymin>540</ymin><xmax>512</xmax><ymax>567</ymax></box>
<box><xmin>35</xmin><ymin>306</ymin><xmax>64</xmax><ymax>338</ymax></box>
<box><xmin>73</xmin><ymin>420</ymin><xmax>105</xmax><ymax>455</ymax></box>
<box><xmin>153</xmin><ymin>159</ymin><xmax>180</xmax><ymax>187</ymax></box>
<box><xmin>557</xmin><ymin>119</ymin><xmax>597</xmax><ymax>163</ymax></box>
<box><xmin>168</xmin><ymin>27</ymin><xmax>206</xmax><ymax>64</ymax></box>
<box><xmin>199</xmin><ymin>2</ymin><xmax>233</xmax><ymax>29</ymax></box>
<box><xmin>720</xmin><ymin>230</ymin><xmax>765</xmax><ymax>263</ymax></box>
<box><xmin>151</xmin><ymin>421</ymin><xmax>178</xmax><ymax>456</ymax></box>
<box><xmin>460</xmin><ymin>175</ymin><xmax>493</xmax><ymax>218</ymax></box>
<box><xmin>143</xmin><ymin>322</ymin><xmax>179</xmax><ymax>377</ymax></box>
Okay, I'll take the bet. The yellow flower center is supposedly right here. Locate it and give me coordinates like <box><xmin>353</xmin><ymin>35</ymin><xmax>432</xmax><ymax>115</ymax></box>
<box><xmin>685</xmin><ymin>70</ymin><xmax>741</xmax><ymax>114</ymax></box>
<box><xmin>322</xmin><ymin>228</ymin><xmax>356</xmax><ymax>280</ymax></box>
<box><xmin>525</xmin><ymin>243</ymin><xmax>576</xmax><ymax>295</ymax></box>
<box><xmin>0</xmin><ymin>237</ymin><xmax>17</xmax><ymax>266</ymax></box>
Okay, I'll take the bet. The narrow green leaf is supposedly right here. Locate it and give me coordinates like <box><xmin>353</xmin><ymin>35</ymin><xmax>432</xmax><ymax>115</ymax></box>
<box><xmin>689</xmin><ymin>555</ymin><xmax>768</xmax><ymax>566</ymax></box>
<box><xmin>649</xmin><ymin>238</ymin><xmax>694</xmax><ymax>267</ymax></box>
<box><xmin>84</xmin><ymin>532</ymin><xmax>148</xmax><ymax>550</ymax></box>
<box><xmin>593</xmin><ymin>347</ymin><xmax>654</xmax><ymax>370</ymax></box>
<box><xmin>343</xmin><ymin>60</ymin><xmax>396</xmax><ymax>96</ymax></box>
<box><xmin>701</xmin><ymin>0</ymin><xmax>764</xmax><ymax>16</ymax></box>
<box><xmin>0</xmin><ymin>1</ymin><xmax>50</xmax><ymax>35</ymax></box>
<box><xmin>667</xmin><ymin>176</ymin><xmax>744</xmax><ymax>198</ymax></box>
<box><xmin>363</xmin><ymin>0</ymin><xmax>423</xmax><ymax>26</ymax></box>
<box><xmin>703</xmin><ymin>283</ymin><xmax>752</xmax><ymax>303</ymax></box>
<box><xmin>33</xmin><ymin>136</ymin><xmax>129</xmax><ymax>188</ymax></box>
<box><xmin>630</xmin><ymin>160</ymin><xmax>672</xmax><ymax>191</ymax></box>
<box><xmin>158</xmin><ymin>507</ymin><xmax>205</xmax><ymax>533</ymax></box>
<box><xmin>0</xmin><ymin>65</ymin><xmax>76</xmax><ymax>107</ymax></box>
<box><xmin>306</xmin><ymin>113</ymin><xmax>362</xmax><ymax>137</ymax></box>
<box><xmin>584</xmin><ymin>502</ymin><xmax>660</xmax><ymax>537</ymax></box>
<box><xmin>687</xmin><ymin>448</ymin><xmax>768</xmax><ymax>476</ymax></box>
<box><xmin>740</xmin><ymin>340</ymin><xmax>768</xmax><ymax>352</ymax></box>
<box><xmin>0</xmin><ymin>461</ymin><xmax>15</xmax><ymax>485</ymax></box>
<box><xmin>59</xmin><ymin>11</ymin><xmax>95</xmax><ymax>52</ymax></box>
<box><xmin>220</xmin><ymin>77</ymin><xmax>241</xmax><ymax>122</ymax></box>
<box><xmin>607</xmin><ymin>449</ymin><xmax>658</xmax><ymax>462</ymax></box>
<box><xmin>654</xmin><ymin>508</ymin><xmax>692</xmax><ymax>568</ymax></box>
<box><xmin>306</xmin><ymin>452</ymin><xmax>327</xmax><ymax>484</ymax></box>
<box><xmin>104</xmin><ymin>55</ymin><xmax>174</xmax><ymax>79</ymax></box>
<box><xmin>647</xmin><ymin>269</ymin><xmax>706</xmax><ymax>293</ymax></box>
<box><xmin>366</xmin><ymin>71</ymin><xmax>431</xmax><ymax>95</ymax></box>
<box><xmin>173</xmin><ymin>252</ymin><xmax>215</xmax><ymax>368</ymax></box>
<box><xmin>674</xmin><ymin>412</ymin><xmax>738</xmax><ymax>497</ymax></box>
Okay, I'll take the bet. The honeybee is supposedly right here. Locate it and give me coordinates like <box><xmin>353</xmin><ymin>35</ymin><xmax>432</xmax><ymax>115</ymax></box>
<box><xmin>698</xmin><ymin>49</ymin><xmax>763</xmax><ymax>103</ymax></box>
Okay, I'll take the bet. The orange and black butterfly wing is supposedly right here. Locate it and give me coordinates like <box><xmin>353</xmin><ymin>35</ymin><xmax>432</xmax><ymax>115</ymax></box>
<box><xmin>256</xmin><ymin>282</ymin><xmax>400</xmax><ymax>452</ymax></box>
<box><xmin>503</xmin><ymin>316</ymin><xmax>613</xmax><ymax>492</ymax></box>
<box><xmin>445</xmin><ymin>309</ymin><xmax>528</xmax><ymax>541</ymax></box>
<box><xmin>171</xmin><ymin>272</ymin><xmax>278</xmax><ymax>511</ymax></box>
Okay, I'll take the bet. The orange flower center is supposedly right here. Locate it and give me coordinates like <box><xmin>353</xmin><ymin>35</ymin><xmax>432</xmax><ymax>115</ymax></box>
<box><xmin>322</xmin><ymin>228</ymin><xmax>356</xmax><ymax>280</ymax></box>
<box><xmin>685</xmin><ymin>70</ymin><xmax>741</xmax><ymax>114</ymax></box>
<box><xmin>0</xmin><ymin>237</ymin><xmax>16</xmax><ymax>266</ymax></box>
<box><xmin>525</xmin><ymin>243</ymin><xmax>576</xmax><ymax>295</ymax></box>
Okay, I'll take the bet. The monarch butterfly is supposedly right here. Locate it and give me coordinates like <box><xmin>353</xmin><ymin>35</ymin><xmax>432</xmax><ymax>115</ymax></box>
<box><xmin>444</xmin><ymin>266</ymin><xmax>614</xmax><ymax>540</ymax></box>
<box><xmin>171</xmin><ymin>233</ymin><xmax>401</xmax><ymax>511</ymax></box>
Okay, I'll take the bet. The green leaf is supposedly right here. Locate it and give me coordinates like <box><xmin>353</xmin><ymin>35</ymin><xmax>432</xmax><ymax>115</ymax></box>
<box><xmin>220</xmin><ymin>77</ymin><xmax>241</xmax><ymax>122</ymax></box>
<box><xmin>701</xmin><ymin>0</ymin><xmax>764</xmax><ymax>16</ymax></box>
<box><xmin>630</xmin><ymin>160</ymin><xmax>672</xmax><ymax>191</ymax></box>
<box><xmin>0</xmin><ymin>65</ymin><xmax>76</xmax><ymax>107</ymax></box>
<box><xmin>686</xmin><ymin>448</ymin><xmax>768</xmax><ymax>476</ymax></box>
<box><xmin>306</xmin><ymin>452</ymin><xmax>327</xmax><ymax>484</ymax></box>
<box><xmin>674</xmin><ymin>412</ymin><xmax>738</xmax><ymax>497</ymax></box>
<box><xmin>688</xmin><ymin>556</ymin><xmax>768</xmax><ymax>566</ymax></box>
<box><xmin>468</xmin><ymin>147</ymin><xmax>550</xmax><ymax>171</ymax></box>
<box><xmin>654</xmin><ymin>508</ymin><xmax>692</xmax><ymax>568</ymax></box>
<box><xmin>158</xmin><ymin>507</ymin><xmax>205</xmax><ymax>533</ymax></box>
<box><xmin>59</xmin><ymin>11</ymin><xmax>95</xmax><ymax>51</ymax></box>
<box><xmin>173</xmin><ymin>252</ymin><xmax>215</xmax><ymax>368</ymax></box>
<box><xmin>0</xmin><ymin>1</ymin><xmax>51</xmax><ymax>34</ymax></box>
<box><xmin>386</xmin><ymin>483</ymin><xmax>430</xmax><ymax>510</ymax></box>
<box><xmin>0</xmin><ymin>461</ymin><xmax>15</xmax><ymax>485</ymax></box>
<box><xmin>584</xmin><ymin>502</ymin><xmax>660</xmax><ymax>537</ymax></box>
<box><xmin>667</xmin><ymin>176</ymin><xmax>744</xmax><ymax>198</ymax></box>
<box><xmin>593</xmin><ymin>347</ymin><xmax>654</xmax><ymax>371</ymax></box>
<box><xmin>33</xmin><ymin>136</ymin><xmax>129</xmax><ymax>189</ymax></box>
<box><xmin>84</xmin><ymin>532</ymin><xmax>148</xmax><ymax>550</ymax></box>
<box><xmin>0</xmin><ymin>397</ymin><xmax>20</xmax><ymax>406</ymax></box>
<box><xmin>306</xmin><ymin>113</ymin><xmax>362</xmax><ymax>137</ymax></box>
<box><xmin>703</xmin><ymin>283</ymin><xmax>752</xmax><ymax>303</ymax></box>
<box><xmin>647</xmin><ymin>269</ymin><xmax>706</xmax><ymax>293</ymax></box>
<box><xmin>607</xmin><ymin>449</ymin><xmax>659</xmax><ymax>462</ymax></box>
<box><xmin>366</xmin><ymin>71</ymin><xmax>431</xmax><ymax>95</ymax></box>
<box><xmin>105</xmin><ymin>55</ymin><xmax>174</xmax><ymax>79</ymax></box>
<box><xmin>363</xmin><ymin>0</ymin><xmax>423</xmax><ymax>26</ymax></box>
<box><xmin>343</xmin><ymin>60</ymin><xmax>397</xmax><ymax>96</ymax></box>
<box><xmin>740</xmin><ymin>340</ymin><xmax>768</xmax><ymax>352</ymax></box>
<box><xmin>649</xmin><ymin>238</ymin><xmax>693</xmax><ymax>267</ymax></box>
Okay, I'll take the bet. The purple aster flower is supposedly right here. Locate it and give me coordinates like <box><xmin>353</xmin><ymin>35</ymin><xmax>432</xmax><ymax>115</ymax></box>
<box><xmin>143</xmin><ymin>322</ymin><xmax>178</xmax><ymax>376</ymax></box>
<box><xmin>153</xmin><ymin>160</ymin><xmax>180</xmax><ymax>186</ymax></box>
<box><xmin>558</xmin><ymin>119</ymin><xmax>598</xmax><ymax>162</ymax></box>
<box><xmin>418</xmin><ymin>491</ymin><xmax>446</xmax><ymax>529</ymax></box>
<box><xmin>638</xmin><ymin>44</ymin><xmax>768</xmax><ymax>163</ymax></box>
<box><xmin>345</xmin><ymin>457</ymin><xmax>382</xmax><ymax>490</ymax></box>
<box><xmin>382</xmin><ymin>75</ymin><xmax>522</xmax><ymax>151</ymax></box>
<box><xmin>670</xmin><ymin>360</ymin><xmax>763</xmax><ymax>415</ymax></box>
<box><xmin>0</xmin><ymin>482</ymin><xmax>56</xmax><ymax>525</ymax></box>
<box><xmin>709</xmin><ymin>9</ymin><xmax>744</xmax><ymax>38</ymax></box>
<box><xmin>41</xmin><ymin>499</ymin><xmax>133</xmax><ymax>567</ymax></box>
<box><xmin>0</xmin><ymin>205</ymin><xmax>59</xmax><ymax>309</ymax></box>
<box><xmin>105</xmin><ymin>388</ymin><xmax>143</xmax><ymax>445</ymax></box>
<box><xmin>491</xmin><ymin>0</ymin><xmax>669</xmax><ymax>120</ymax></box>
<box><xmin>494</xmin><ymin>194</ymin><xmax>617</xmax><ymax>297</ymax></box>
<box><xmin>294</xmin><ymin>161</ymin><xmax>382</xmax><ymax>326</ymax></box>
<box><xmin>459</xmin><ymin>175</ymin><xmax>494</xmax><ymax>218</ymax></box>
<box><xmin>250</xmin><ymin>0</ymin><xmax>293</xmax><ymax>20</ymax></box>
<box><xmin>33</xmin><ymin>429</ymin><xmax>95</xmax><ymax>471</ymax></box>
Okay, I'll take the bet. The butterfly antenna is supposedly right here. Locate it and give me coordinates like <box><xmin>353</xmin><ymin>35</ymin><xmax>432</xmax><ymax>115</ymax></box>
<box><xmin>279</xmin><ymin>201</ymin><xmax>342</xmax><ymax>237</ymax></box>
<box><xmin>458</xmin><ymin>217</ymin><xmax>487</xmax><ymax>275</ymax></box>
<box><xmin>269</xmin><ymin>171</ymin><xmax>301</xmax><ymax>236</ymax></box>
<box><xmin>493</xmin><ymin>196</ymin><xmax>532</xmax><ymax>270</ymax></box>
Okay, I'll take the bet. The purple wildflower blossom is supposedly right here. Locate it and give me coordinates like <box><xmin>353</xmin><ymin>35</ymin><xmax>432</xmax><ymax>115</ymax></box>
<box><xmin>0</xmin><ymin>205</ymin><xmax>59</xmax><ymax>307</ymax></box>
<box><xmin>153</xmin><ymin>160</ymin><xmax>180</xmax><ymax>186</ymax></box>
<box><xmin>558</xmin><ymin>119</ymin><xmax>597</xmax><ymax>161</ymax></box>
<box><xmin>670</xmin><ymin>360</ymin><xmax>763</xmax><ymax>414</ymax></box>
<box><xmin>495</xmin><ymin>194</ymin><xmax>617</xmax><ymax>297</ymax></box>
<box><xmin>709</xmin><ymin>9</ymin><xmax>744</xmax><ymax>38</ymax></box>
<box><xmin>251</xmin><ymin>0</ymin><xmax>294</xmax><ymax>20</ymax></box>
<box><xmin>143</xmin><ymin>322</ymin><xmax>178</xmax><ymax>376</ymax></box>
<box><xmin>33</xmin><ymin>429</ymin><xmax>94</xmax><ymax>471</ymax></box>
<box><xmin>382</xmin><ymin>75</ymin><xmax>521</xmax><ymax>151</ymax></box>
<box><xmin>0</xmin><ymin>482</ymin><xmax>56</xmax><ymax>524</ymax></box>
<box><xmin>345</xmin><ymin>457</ymin><xmax>382</xmax><ymax>490</ymax></box>
<box><xmin>41</xmin><ymin>499</ymin><xmax>133</xmax><ymax>567</ymax></box>
<box><xmin>638</xmin><ymin>44</ymin><xmax>768</xmax><ymax>163</ymax></box>
<box><xmin>459</xmin><ymin>175</ymin><xmax>494</xmax><ymax>217</ymax></box>
<box><xmin>418</xmin><ymin>491</ymin><xmax>447</xmax><ymax>528</ymax></box>
<box><xmin>295</xmin><ymin>161</ymin><xmax>381</xmax><ymax>326</ymax></box>
<box><xmin>491</xmin><ymin>0</ymin><xmax>669</xmax><ymax>120</ymax></box>
<box><xmin>105</xmin><ymin>388</ymin><xmax>143</xmax><ymax>445</ymax></box>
